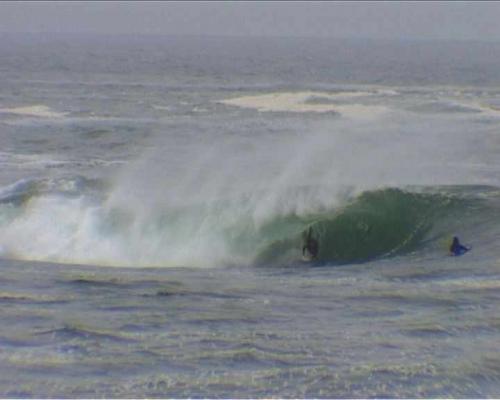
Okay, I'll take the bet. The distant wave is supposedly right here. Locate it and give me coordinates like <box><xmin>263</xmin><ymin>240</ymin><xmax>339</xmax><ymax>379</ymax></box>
<box><xmin>409</xmin><ymin>99</ymin><xmax>500</xmax><ymax>117</ymax></box>
<box><xmin>0</xmin><ymin>105</ymin><xmax>67</xmax><ymax>118</ymax></box>
<box><xmin>219</xmin><ymin>91</ymin><xmax>390</xmax><ymax>118</ymax></box>
<box><xmin>0</xmin><ymin>151</ymin><xmax>124</xmax><ymax>170</ymax></box>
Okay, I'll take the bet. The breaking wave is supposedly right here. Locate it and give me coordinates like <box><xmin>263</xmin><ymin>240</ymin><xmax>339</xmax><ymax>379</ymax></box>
<box><xmin>0</xmin><ymin>176</ymin><xmax>490</xmax><ymax>268</ymax></box>
<box><xmin>219</xmin><ymin>91</ymin><xmax>390</xmax><ymax>118</ymax></box>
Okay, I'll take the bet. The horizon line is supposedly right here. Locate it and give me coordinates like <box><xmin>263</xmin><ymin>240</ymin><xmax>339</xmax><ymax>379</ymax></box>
<box><xmin>1</xmin><ymin>31</ymin><xmax>500</xmax><ymax>44</ymax></box>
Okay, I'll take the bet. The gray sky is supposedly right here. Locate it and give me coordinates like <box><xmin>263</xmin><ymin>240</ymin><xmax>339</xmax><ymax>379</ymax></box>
<box><xmin>1</xmin><ymin>1</ymin><xmax>500</xmax><ymax>41</ymax></box>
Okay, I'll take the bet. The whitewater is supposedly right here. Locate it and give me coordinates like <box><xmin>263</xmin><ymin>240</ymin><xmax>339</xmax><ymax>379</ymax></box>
<box><xmin>1</xmin><ymin>34</ymin><xmax>500</xmax><ymax>397</ymax></box>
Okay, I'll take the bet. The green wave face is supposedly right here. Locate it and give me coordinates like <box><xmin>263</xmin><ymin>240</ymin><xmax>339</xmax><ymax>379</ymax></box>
<box><xmin>0</xmin><ymin>179</ymin><xmax>481</xmax><ymax>267</ymax></box>
<box><xmin>255</xmin><ymin>188</ymin><xmax>460</xmax><ymax>266</ymax></box>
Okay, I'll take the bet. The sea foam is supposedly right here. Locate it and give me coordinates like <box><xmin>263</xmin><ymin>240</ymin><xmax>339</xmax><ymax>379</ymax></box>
<box><xmin>0</xmin><ymin>105</ymin><xmax>67</xmax><ymax>119</ymax></box>
<box><xmin>220</xmin><ymin>91</ymin><xmax>389</xmax><ymax>119</ymax></box>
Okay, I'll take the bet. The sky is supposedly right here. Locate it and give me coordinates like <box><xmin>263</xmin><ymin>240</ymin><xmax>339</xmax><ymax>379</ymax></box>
<box><xmin>1</xmin><ymin>1</ymin><xmax>500</xmax><ymax>41</ymax></box>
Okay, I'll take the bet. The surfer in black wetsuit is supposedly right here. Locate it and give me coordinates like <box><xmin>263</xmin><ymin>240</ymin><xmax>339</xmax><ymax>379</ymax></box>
<box><xmin>450</xmin><ymin>236</ymin><xmax>469</xmax><ymax>256</ymax></box>
<box><xmin>302</xmin><ymin>227</ymin><xmax>319</xmax><ymax>260</ymax></box>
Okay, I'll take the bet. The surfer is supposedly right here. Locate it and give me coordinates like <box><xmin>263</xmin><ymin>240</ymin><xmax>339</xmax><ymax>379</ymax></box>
<box><xmin>302</xmin><ymin>227</ymin><xmax>319</xmax><ymax>260</ymax></box>
<box><xmin>449</xmin><ymin>236</ymin><xmax>469</xmax><ymax>256</ymax></box>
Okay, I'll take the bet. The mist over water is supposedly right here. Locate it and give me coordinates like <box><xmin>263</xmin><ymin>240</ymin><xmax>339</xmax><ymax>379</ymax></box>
<box><xmin>2</xmin><ymin>34</ymin><xmax>500</xmax><ymax>397</ymax></box>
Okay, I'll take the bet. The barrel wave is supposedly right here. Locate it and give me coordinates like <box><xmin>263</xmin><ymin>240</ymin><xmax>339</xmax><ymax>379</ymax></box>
<box><xmin>0</xmin><ymin>175</ymin><xmax>481</xmax><ymax>268</ymax></box>
<box><xmin>254</xmin><ymin>188</ymin><xmax>467</xmax><ymax>265</ymax></box>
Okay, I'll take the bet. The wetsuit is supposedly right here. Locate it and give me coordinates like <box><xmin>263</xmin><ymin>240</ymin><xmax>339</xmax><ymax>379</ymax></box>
<box><xmin>450</xmin><ymin>237</ymin><xmax>469</xmax><ymax>256</ymax></box>
<box><xmin>303</xmin><ymin>228</ymin><xmax>319</xmax><ymax>259</ymax></box>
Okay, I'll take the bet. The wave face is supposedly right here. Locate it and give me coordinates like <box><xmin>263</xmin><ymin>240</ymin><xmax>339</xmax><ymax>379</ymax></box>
<box><xmin>0</xmin><ymin>176</ymin><xmax>486</xmax><ymax>268</ymax></box>
<box><xmin>254</xmin><ymin>188</ymin><xmax>467</xmax><ymax>265</ymax></box>
<box><xmin>308</xmin><ymin>189</ymin><xmax>451</xmax><ymax>262</ymax></box>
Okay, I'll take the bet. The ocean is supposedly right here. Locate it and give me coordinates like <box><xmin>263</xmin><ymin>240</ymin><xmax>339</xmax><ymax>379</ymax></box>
<box><xmin>1</xmin><ymin>33</ymin><xmax>500</xmax><ymax>398</ymax></box>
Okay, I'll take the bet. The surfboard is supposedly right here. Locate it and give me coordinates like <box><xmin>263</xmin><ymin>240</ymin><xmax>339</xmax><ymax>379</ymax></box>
<box><xmin>451</xmin><ymin>247</ymin><xmax>470</xmax><ymax>256</ymax></box>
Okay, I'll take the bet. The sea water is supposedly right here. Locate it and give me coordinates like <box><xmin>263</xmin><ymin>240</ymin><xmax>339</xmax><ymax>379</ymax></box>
<box><xmin>1</xmin><ymin>33</ymin><xmax>500</xmax><ymax>397</ymax></box>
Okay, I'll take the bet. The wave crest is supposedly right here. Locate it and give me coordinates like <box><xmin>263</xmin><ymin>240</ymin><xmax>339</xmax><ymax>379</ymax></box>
<box><xmin>0</xmin><ymin>178</ymin><xmax>481</xmax><ymax>268</ymax></box>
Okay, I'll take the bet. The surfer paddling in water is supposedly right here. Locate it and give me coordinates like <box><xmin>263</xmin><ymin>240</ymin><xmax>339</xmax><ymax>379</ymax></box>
<box><xmin>449</xmin><ymin>236</ymin><xmax>470</xmax><ymax>256</ymax></box>
<box><xmin>302</xmin><ymin>227</ymin><xmax>319</xmax><ymax>261</ymax></box>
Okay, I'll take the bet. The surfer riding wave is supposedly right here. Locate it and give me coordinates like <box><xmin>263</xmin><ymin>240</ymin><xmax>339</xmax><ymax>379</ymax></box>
<box><xmin>449</xmin><ymin>236</ymin><xmax>470</xmax><ymax>256</ymax></box>
<box><xmin>302</xmin><ymin>227</ymin><xmax>319</xmax><ymax>261</ymax></box>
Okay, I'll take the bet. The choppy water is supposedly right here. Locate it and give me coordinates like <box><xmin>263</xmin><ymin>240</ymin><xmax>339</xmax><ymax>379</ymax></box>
<box><xmin>1</xmin><ymin>33</ymin><xmax>500</xmax><ymax>397</ymax></box>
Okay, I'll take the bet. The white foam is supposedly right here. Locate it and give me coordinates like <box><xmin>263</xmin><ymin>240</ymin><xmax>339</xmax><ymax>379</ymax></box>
<box><xmin>0</xmin><ymin>192</ymin><xmax>236</xmax><ymax>268</ymax></box>
<box><xmin>0</xmin><ymin>151</ymin><xmax>124</xmax><ymax>170</ymax></box>
<box><xmin>0</xmin><ymin>178</ymin><xmax>37</xmax><ymax>198</ymax></box>
<box><xmin>219</xmin><ymin>91</ymin><xmax>389</xmax><ymax>119</ymax></box>
<box><xmin>474</xmin><ymin>102</ymin><xmax>500</xmax><ymax>116</ymax></box>
<box><xmin>0</xmin><ymin>151</ymin><xmax>64</xmax><ymax>169</ymax></box>
<box><xmin>0</xmin><ymin>105</ymin><xmax>67</xmax><ymax>119</ymax></box>
<box><xmin>152</xmin><ymin>105</ymin><xmax>171</xmax><ymax>111</ymax></box>
<box><xmin>437</xmin><ymin>278</ymin><xmax>500</xmax><ymax>290</ymax></box>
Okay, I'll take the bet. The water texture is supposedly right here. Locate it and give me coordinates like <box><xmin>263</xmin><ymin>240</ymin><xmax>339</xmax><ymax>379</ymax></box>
<box><xmin>1</xmin><ymin>34</ymin><xmax>500</xmax><ymax>397</ymax></box>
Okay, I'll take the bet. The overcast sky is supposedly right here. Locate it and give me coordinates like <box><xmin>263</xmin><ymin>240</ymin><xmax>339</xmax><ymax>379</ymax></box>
<box><xmin>1</xmin><ymin>1</ymin><xmax>500</xmax><ymax>41</ymax></box>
